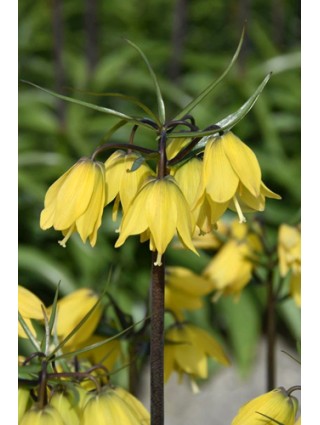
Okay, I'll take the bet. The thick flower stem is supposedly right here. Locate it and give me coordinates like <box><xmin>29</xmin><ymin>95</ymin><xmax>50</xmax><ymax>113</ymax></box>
<box><xmin>150</xmin><ymin>251</ymin><xmax>165</xmax><ymax>425</ymax></box>
<box><xmin>266</xmin><ymin>272</ymin><xmax>276</xmax><ymax>391</ymax></box>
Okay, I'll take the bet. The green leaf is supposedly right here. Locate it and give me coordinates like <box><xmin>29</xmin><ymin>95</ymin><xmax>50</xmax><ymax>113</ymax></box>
<box><xmin>53</xmin><ymin>316</ymin><xmax>147</xmax><ymax>361</ymax></box>
<box><xmin>18</xmin><ymin>312</ymin><xmax>41</xmax><ymax>352</ymax></box>
<box><xmin>18</xmin><ymin>246</ymin><xmax>76</xmax><ymax>294</ymax></box>
<box><xmin>167</xmin><ymin>72</ymin><xmax>272</xmax><ymax>141</ymax></box>
<box><xmin>20</xmin><ymin>80</ymin><xmax>152</xmax><ymax>129</ymax></box>
<box><xmin>216</xmin><ymin>290</ymin><xmax>261</xmax><ymax>376</ymax></box>
<box><xmin>125</xmin><ymin>39</ymin><xmax>165</xmax><ymax>124</ymax></box>
<box><xmin>173</xmin><ymin>28</ymin><xmax>245</xmax><ymax>121</ymax></box>
<box><xmin>71</xmin><ymin>90</ymin><xmax>160</xmax><ymax>124</ymax></box>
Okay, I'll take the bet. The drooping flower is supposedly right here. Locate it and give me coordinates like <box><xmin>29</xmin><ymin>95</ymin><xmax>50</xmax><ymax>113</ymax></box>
<box><xmin>173</xmin><ymin>157</ymin><xmax>214</xmax><ymax>234</ymax></box>
<box><xmin>194</xmin><ymin>132</ymin><xmax>281</xmax><ymax>226</ymax></box>
<box><xmin>278</xmin><ymin>224</ymin><xmax>301</xmax><ymax>307</ymax></box>
<box><xmin>18</xmin><ymin>387</ymin><xmax>32</xmax><ymax>423</ymax></box>
<box><xmin>115</xmin><ymin>176</ymin><xmax>198</xmax><ymax>266</ymax></box>
<box><xmin>20</xmin><ymin>405</ymin><xmax>66</xmax><ymax>425</ymax></box>
<box><xmin>104</xmin><ymin>150</ymin><xmax>154</xmax><ymax>222</ymax></box>
<box><xmin>18</xmin><ymin>285</ymin><xmax>46</xmax><ymax>338</ymax></box>
<box><xmin>81</xmin><ymin>385</ymin><xmax>150</xmax><ymax>425</ymax></box>
<box><xmin>164</xmin><ymin>322</ymin><xmax>229</xmax><ymax>387</ymax></box>
<box><xmin>203</xmin><ymin>220</ymin><xmax>262</xmax><ymax>300</ymax></box>
<box><xmin>49</xmin><ymin>390</ymin><xmax>80</xmax><ymax>425</ymax></box>
<box><xmin>40</xmin><ymin>157</ymin><xmax>106</xmax><ymax>247</ymax></box>
<box><xmin>231</xmin><ymin>387</ymin><xmax>299</xmax><ymax>425</ymax></box>
<box><xmin>165</xmin><ymin>266</ymin><xmax>214</xmax><ymax>320</ymax></box>
<box><xmin>50</xmin><ymin>288</ymin><xmax>103</xmax><ymax>349</ymax></box>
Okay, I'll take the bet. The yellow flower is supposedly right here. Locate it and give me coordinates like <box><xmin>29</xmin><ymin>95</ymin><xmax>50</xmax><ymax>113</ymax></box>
<box><xmin>166</xmin><ymin>137</ymin><xmax>192</xmax><ymax>161</ymax></box>
<box><xmin>203</xmin><ymin>221</ymin><xmax>262</xmax><ymax>300</ymax></box>
<box><xmin>278</xmin><ymin>224</ymin><xmax>301</xmax><ymax>307</ymax></box>
<box><xmin>173</xmin><ymin>157</ymin><xmax>214</xmax><ymax>234</ymax></box>
<box><xmin>164</xmin><ymin>323</ymin><xmax>229</xmax><ymax>385</ymax></box>
<box><xmin>115</xmin><ymin>176</ymin><xmax>198</xmax><ymax>266</ymax></box>
<box><xmin>295</xmin><ymin>417</ymin><xmax>301</xmax><ymax>425</ymax></box>
<box><xmin>50</xmin><ymin>288</ymin><xmax>103</xmax><ymax>349</ymax></box>
<box><xmin>18</xmin><ymin>387</ymin><xmax>32</xmax><ymax>423</ymax></box>
<box><xmin>165</xmin><ymin>266</ymin><xmax>213</xmax><ymax>320</ymax></box>
<box><xmin>18</xmin><ymin>285</ymin><xmax>45</xmax><ymax>338</ymax></box>
<box><xmin>20</xmin><ymin>405</ymin><xmax>66</xmax><ymax>425</ymax></box>
<box><xmin>81</xmin><ymin>385</ymin><xmax>150</xmax><ymax>425</ymax></box>
<box><xmin>231</xmin><ymin>387</ymin><xmax>299</xmax><ymax>425</ymax></box>
<box><xmin>40</xmin><ymin>157</ymin><xmax>106</xmax><ymax>247</ymax></box>
<box><xmin>49</xmin><ymin>390</ymin><xmax>80</xmax><ymax>425</ymax></box>
<box><xmin>104</xmin><ymin>150</ymin><xmax>154</xmax><ymax>221</ymax></box>
<box><xmin>194</xmin><ymin>132</ymin><xmax>281</xmax><ymax>225</ymax></box>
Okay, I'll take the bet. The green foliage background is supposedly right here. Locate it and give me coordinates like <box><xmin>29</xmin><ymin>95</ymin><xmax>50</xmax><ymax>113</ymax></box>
<box><xmin>18</xmin><ymin>0</ymin><xmax>300</xmax><ymax>380</ymax></box>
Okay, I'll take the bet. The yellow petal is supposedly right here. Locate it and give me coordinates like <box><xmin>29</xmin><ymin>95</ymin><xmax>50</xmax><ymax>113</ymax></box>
<box><xmin>222</xmin><ymin>132</ymin><xmax>262</xmax><ymax>197</ymax></box>
<box><xmin>54</xmin><ymin>159</ymin><xmax>96</xmax><ymax>230</ymax></box>
<box><xmin>203</xmin><ymin>137</ymin><xmax>239</xmax><ymax>203</ymax></box>
<box><xmin>18</xmin><ymin>286</ymin><xmax>45</xmax><ymax>319</ymax></box>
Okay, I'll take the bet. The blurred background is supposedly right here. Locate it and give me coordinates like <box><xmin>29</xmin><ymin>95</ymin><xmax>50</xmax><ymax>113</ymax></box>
<box><xmin>18</xmin><ymin>0</ymin><xmax>301</xmax><ymax>423</ymax></box>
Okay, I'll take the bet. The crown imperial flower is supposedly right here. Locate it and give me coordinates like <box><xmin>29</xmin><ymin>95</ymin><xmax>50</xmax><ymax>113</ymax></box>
<box><xmin>164</xmin><ymin>322</ymin><xmax>229</xmax><ymax>387</ymax></box>
<box><xmin>18</xmin><ymin>285</ymin><xmax>46</xmax><ymax>338</ymax></box>
<box><xmin>40</xmin><ymin>158</ymin><xmax>106</xmax><ymax>247</ymax></box>
<box><xmin>50</xmin><ymin>288</ymin><xmax>103</xmax><ymax>348</ymax></box>
<box><xmin>231</xmin><ymin>387</ymin><xmax>299</xmax><ymax>425</ymax></box>
<box><xmin>81</xmin><ymin>385</ymin><xmax>150</xmax><ymax>425</ymax></box>
<box><xmin>104</xmin><ymin>150</ymin><xmax>154</xmax><ymax>221</ymax></box>
<box><xmin>20</xmin><ymin>405</ymin><xmax>66</xmax><ymax>425</ymax></box>
<box><xmin>194</xmin><ymin>131</ymin><xmax>281</xmax><ymax>226</ymax></box>
<box><xmin>278</xmin><ymin>224</ymin><xmax>301</xmax><ymax>307</ymax></box>
<box><xmin>115</xmin><ymin>176</ymin><xmax>198</xmax><ymax>266</ymax></box>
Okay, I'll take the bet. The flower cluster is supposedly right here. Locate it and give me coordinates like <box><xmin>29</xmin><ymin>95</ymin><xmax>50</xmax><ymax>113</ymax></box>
<box><xmin>18</xmin><ymin>285</ymin><xmax>149</xmax><ymax>424</ymax></box>
<box><xmin>40</xmin><ymin>132</ymin><xmax>280</xmax><ymax>266</ymax></box>
<box><xmin>19</xmin><ymin>383</ymin><xmax>150</xmax><ymax>425</ymax></box>
<box><xmin>18</xmin><ymin>286</ymin><xmax>122</xmax><ymax>372</ymax></box>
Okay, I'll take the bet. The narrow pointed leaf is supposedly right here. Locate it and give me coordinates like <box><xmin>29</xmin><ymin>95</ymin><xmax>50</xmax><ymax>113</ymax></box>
<box><xmin>18</xmin><ymin>312</ymin><xmax>41</xmax><ymax>352</ymax></box>
<box><xmin>53</xmin><ymin>317</ymin><xmax>148</xmax><ymax>361</ymax></box>
<box><xmin>20</xmin><ymin>80</ymin><xmax>152</xmax><ymax>128</ymax></box>
<box><xmin>71</xmin><ymin>90</ymin><xmax>160</xmax><ymax>124</ymax></box>
<box><xmin>167</xmin><ymin>73</ymin><xmax>272</xmax><ymax>144</ymax></box>
<box><xmin>173</xmin><ymin>28</ymin><xmax>245</xmax><ymax>121</ymax></box>
<box><xmin>125</xmin><ymin>39</ymin><xmax>166</xmax><ymax>124</ymax></box>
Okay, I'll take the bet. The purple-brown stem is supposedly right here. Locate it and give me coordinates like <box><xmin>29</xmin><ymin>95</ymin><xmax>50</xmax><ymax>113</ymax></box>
<box><xmin>150</xmin><ymin>252</ymin><xmax>165</xmax><ymax>425</ymax></box>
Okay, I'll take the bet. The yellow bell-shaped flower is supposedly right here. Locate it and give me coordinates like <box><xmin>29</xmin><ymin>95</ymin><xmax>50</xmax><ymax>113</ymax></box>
<box><xmin>18</xmin><ymin>285</ymin><xmax>46</xmax><ymax>338</ymax></box>
<box><xmin>278</xmin><ymin>224</ymin><xmax>301</xmax><ymax>307</ymax></box>
<box><xmin>81</xmin><ymin>385</ymin><xmax>150</xmax><ymax>425</ymax></box>
<box><xmin>40</xmin><ymin>157</ymin><xmax>106</xmax><ymax>247</ymax></box>
<box><xmin>203</xmin><ymin>220</ymin><xmax>262</xmax><ymax>300</ymax></box>
<box><xmin>165</xmin><ymin>266</ymin><xmax>214</xmax><ymax>320</ymax></box>
<box><xmin>104</xmin><ymin>150</ymin><xmax>154</xmax><ymax>221</ymax></box>
<box><xmin>115</xmin><ymin>176</ymin><xmax>198</xmax><ymax>266</ymax></box>
<box><xmin>164</xmin><ymin>322</ymin><xmax>229</xmax><ymax>385</ymax></box>
<box><xmin>231</xmin><ymin>387</ymin><xmax>299</xmax><ymax>425</ymax></box>
<box><xmin>194</xmin><ymin>132</ymin><xmax>281</xmax><ymax>225</ymax></box>
<box><xmin>49</xmin><ymin>390</ymin><xmax>80</xmax><ymax>425</ymax></box>
<box><xmin>50</xmin><ymin>288</ymin><xmax>103</xmax><ymax>349</ymax></box>
<box><xmin>20</xmin><ymin>405</ymin><xmax>66</xmax><ymax>425</ymax></box>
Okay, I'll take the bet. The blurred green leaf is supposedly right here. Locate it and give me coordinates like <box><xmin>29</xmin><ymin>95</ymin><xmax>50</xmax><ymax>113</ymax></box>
<box><xmin>216</xmin><ymin>290</ymin><xmax>261</xmax><ymax>376</ymax></box>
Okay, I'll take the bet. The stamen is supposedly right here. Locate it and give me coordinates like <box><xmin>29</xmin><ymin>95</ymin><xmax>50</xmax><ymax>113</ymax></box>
<box><xmin>153</xmin><ymin>252</ymin><xmax>163</xmax><ymax>266</ymax></box>
<box><xmin>233</xmin><ymin>196</ymin><xmax>246</xmax><ymax>223</ymax></box>
<box><xmin>58</xmin><ymin>227</ymin><xmax>74</xmax><ymax>247</ymax></box>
